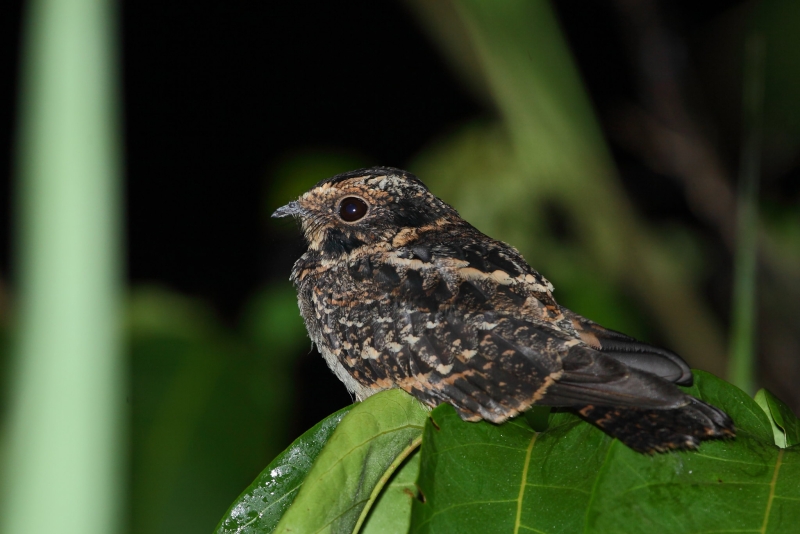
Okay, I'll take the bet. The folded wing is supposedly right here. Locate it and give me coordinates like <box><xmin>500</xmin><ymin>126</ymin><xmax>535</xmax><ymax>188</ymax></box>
<box><xmin>563</xmin><ymin>307</ymin><xmax>693</xmax><ymax>386</ymax></box>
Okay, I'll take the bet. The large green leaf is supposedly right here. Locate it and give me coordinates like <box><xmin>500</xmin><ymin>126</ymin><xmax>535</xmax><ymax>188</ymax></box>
<box><xmin>215</xmin><ymin>406</ymin><xmax>352</xmax><ymax>534</ymax></box>
<box><xmin>411</xmin><ymin>371</ymin><xmax>800</xmax><ymax>533</ymax></box>
<box><xmin>273</xmin><ymin>389</ymin><xmax>427</xmax><ymax>534</ymax></box>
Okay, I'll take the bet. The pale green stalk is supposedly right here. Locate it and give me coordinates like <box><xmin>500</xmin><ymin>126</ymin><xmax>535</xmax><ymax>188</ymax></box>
<box><xmin>1</xmin><ymin>0</ymin><xmax>124</xmax><ymax>532</ymax></box>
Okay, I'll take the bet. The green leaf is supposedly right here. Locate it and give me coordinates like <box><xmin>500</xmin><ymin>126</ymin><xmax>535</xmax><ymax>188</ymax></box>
<box><xmin>240</xmin><ymin>281</ymin><xmax>310</xmax><ymax>358</ymax></box>
<box><xmin>755</xmin><ymin>389</ymin><xmax>800</xmax><ymax>448</ymax></box>
<box><xmin>361</xmin><ymin>451</ymin><xmax>421</xmax><ymax>534</ymax></box>
<box><xmin>411</xmin><ymin>371</ymin><xmax>800</xmax><ymax>533</ymax></box>
<box><xmin>214</xmin><ymin>406</ymin><xmax>352</xmax><ymax>534</ymax></box>
<box><xmin>274</xmin><ymin>389</ymin><xmax>428</xmax><ymax>534</ymax></box>
<box><xmin>756</xmin><ymin>390</ymin><xmax>787</xmax><ymax>448</ymax></box>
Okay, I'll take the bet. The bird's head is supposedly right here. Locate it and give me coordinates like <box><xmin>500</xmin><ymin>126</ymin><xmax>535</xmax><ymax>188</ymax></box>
<box><xmin>272</xmin><ymin>167</ymin><xmax>461</xmax><ymax>256</ymax></box>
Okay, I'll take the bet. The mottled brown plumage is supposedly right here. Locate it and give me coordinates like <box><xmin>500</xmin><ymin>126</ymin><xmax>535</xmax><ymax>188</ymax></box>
<box><xmin>273</xmin><ymin>167</ymin><xmax>734</xmax><ymax>453</ymax></box>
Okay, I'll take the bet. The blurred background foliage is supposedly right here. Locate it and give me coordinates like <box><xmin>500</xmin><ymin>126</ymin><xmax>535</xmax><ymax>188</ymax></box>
<box><xmin>0</xmin><ymin>0</ymin><xmax>799</xmax><ymax>533</ymax></box>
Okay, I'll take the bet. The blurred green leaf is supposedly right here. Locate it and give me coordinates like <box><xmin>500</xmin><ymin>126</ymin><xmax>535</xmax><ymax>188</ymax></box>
<box><xmin>756</xmin><ymin>389</ymin><xmax>800</xmax><ymax>448</ymax></box>
<box><xmin>542</xmin><ymin>249</ymin><xmax>652</xmax><ymax>342</ymax></box>
<box><xmin>239</xmin><ymin>282</ymin><xmax>308</xmax><ymax>421</ymax></box>
<box><xmin>215</xmin><ymin>405</ymin><xmax>353</xmax><ymax>534</ymax></box>
<box><xmin>410</xmin><ymin>372</ymin><xmax>800</xmax><ymax>533</ymax></box>
<box><xmin>762</xmin><ymin>201</ymin><xmax>800</xmax><ymax>271</ymax></box>
<box><xmin>129</xmin><ymin>289</ymin><xmax>231</xmax><ymax>534</ymax></box>
<box><xmin>240</xmin><ymin>281</ymin><xmax>307</xmax><ymax>356</ymax></box>
<box><xmin>129</xmin><ymin>285</ymin><xmax>307</xmax><ymax>534</ymax></box>
<box><xmin>274</xmin><ymin>389</ymin><xmax>427</xmax><ymax>534</ymax></box>
<box><xmin>128</xmin><ymin>285</ymin><xmax>223</xmax><ymax>340</ymax></box>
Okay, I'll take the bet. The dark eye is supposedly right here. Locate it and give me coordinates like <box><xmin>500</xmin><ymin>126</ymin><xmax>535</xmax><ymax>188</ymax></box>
<box><xmin>339</xmin><ymin>197</ymin><xmax>369</xmax><ymax>222</ymax></box>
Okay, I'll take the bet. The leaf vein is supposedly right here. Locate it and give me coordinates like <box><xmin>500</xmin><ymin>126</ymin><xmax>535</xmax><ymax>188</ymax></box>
<box><xmin>514</xmin><ymin>433</ymin><xmax>537</xmax><ymax>534</ymax></box>
<box><xmin>760</xmin><ymin>449</ymin><xmax>784</xmax><ymax>533</ymax></box>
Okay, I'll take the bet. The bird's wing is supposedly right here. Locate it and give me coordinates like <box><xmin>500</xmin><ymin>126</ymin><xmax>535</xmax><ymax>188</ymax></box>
<box><xmin>562</xmin><ymin>307</ymin><xmax>694</xmax><ymax>385</ymax></box>
<box><xmin>322</xmin><ymin>235</ymin><xmax>692</xmax><ymax>424</ymax></box>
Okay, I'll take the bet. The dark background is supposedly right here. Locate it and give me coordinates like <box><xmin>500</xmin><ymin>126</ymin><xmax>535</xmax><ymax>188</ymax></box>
<box><xmin>1</xmin><ymin>0</ymin><xmax>756</xmax><ymax>317</ymax></box>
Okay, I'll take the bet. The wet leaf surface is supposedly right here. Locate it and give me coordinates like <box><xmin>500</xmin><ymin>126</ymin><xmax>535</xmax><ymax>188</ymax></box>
<box><xmin>214</xmin><ymin>406</ymin><xmax>352</xmax><ymax>534</ymax></box>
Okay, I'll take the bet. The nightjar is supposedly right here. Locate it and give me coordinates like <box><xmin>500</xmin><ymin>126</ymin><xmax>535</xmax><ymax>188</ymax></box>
<box><xmin>273</xmin><ymin>167</ymin><xmax>734</xmax><ymax>453</ymax></box>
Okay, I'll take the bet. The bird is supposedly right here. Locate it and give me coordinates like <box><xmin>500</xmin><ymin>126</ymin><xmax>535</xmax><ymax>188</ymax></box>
<box><xmin>273</xmin><ymin>166</ymin><xmax>734</xmax><ymax>453</ymax></box>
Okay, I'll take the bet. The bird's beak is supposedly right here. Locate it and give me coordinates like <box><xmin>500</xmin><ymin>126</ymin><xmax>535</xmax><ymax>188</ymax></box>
<box><xmin>271</xmin><ymin>200</ymin><xmax>304</xmax><ymax>218</ymax></box>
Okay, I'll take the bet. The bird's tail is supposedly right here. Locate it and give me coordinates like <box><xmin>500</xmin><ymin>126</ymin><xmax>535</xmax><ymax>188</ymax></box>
<box><xmin>576</xmin><ymin>398</ymin><xmax>736</xmax><ymax>453</ymax></box>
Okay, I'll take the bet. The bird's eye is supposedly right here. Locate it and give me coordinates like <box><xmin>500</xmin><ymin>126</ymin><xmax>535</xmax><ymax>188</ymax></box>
<box><xmin>338</xmin><ymin>197</ymin><xmax>369</xmax><ymax>222</ymax></box>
